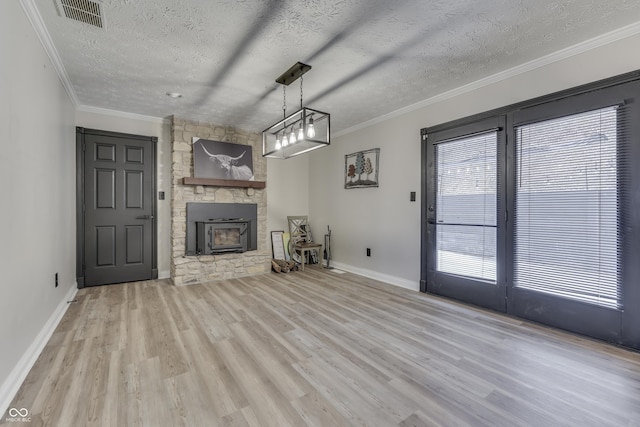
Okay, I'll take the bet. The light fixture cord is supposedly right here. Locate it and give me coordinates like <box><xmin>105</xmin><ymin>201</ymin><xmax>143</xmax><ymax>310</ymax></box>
<box><xmin>300</xmin><ymin>76</ymin><xmax>304</xmax><ymax>109</ymax></box>
<box><xmin>282</xmin><ymin>85</ymin><xmax>287</xmax><ymax>119</ymax></box>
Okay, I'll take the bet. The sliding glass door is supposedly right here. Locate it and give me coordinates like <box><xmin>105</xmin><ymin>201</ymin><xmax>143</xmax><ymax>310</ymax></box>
<box><xmin>513</xmin><ymin>107</ymin><xmax>620</xmax><ymax>308</ymax></box>
<box><xmin>423</xmin><ymin>117</ymin><xmax>506</xmax><ymax>312</ymax></box>
<box><xmin>421</xmin><ymin>76</ymin><xmax>640</xmax><ymax>349</ymax></box>
<box><xmin>506</xmin><ymin>87</ymin><xmax>634</xmax><ymax>343</ymax></box>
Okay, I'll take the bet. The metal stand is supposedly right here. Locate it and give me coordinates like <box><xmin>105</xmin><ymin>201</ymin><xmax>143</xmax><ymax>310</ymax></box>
<box><xmin>324</xmin><ymin>225</ymin><xmax>334</xmax><ymax>269</ymax></box>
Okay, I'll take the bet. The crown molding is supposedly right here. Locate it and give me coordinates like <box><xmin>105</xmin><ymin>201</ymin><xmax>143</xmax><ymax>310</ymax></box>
<box><xmin>20</xmin><ymin>0</ymin><xmax>167</xmax><ymax>125</ymax></box>
<box><xmin>77</xmin><ymin>105</ymin><xmax>169</xmax><ymax>125</ymax></box>
<box><xmin>335</xmin><ymin>20</ymin><xmax>640</xmax><ymax>138</ymax></box>
<box><xmin>19</xmin><ymin>0</ymin><xmax>80</xmax><ymax>108</ymax></box>
<box><xmin>19</xmin><ymin>0</ymin><xmax>640</xmax><ymax>137</ymax></box>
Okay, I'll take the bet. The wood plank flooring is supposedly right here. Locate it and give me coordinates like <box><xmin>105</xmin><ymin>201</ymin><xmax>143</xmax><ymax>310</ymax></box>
<box><xmin>3</xmin><ymin>270</ymin><xmax>640</xmax><ymax>426</ymax></box>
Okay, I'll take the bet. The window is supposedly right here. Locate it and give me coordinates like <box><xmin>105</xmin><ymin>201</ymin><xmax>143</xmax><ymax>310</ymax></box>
<box><xmin>435</xmin><ymin>131</ymin><xmax>497</xmax><ymax>281</ymax></box>
<box><xmin>514</xmin><ymin>106</ymin><xmax>621</xmax><ymax>309</ymax></box>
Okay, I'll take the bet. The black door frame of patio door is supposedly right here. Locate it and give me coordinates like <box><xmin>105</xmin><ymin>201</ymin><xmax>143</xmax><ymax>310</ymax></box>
<box><xmin>420</xmin><ymin>71</ymin><xmax>640</xmax><ymax>350</ymax></box>
<box><xmin>421</xmin><ymin>116</ymin><xmax>507</xmax><ymax>313</ymax></box>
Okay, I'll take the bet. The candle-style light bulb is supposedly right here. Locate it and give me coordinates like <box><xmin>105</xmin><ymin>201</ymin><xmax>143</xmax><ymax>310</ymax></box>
<box><xmin>307</xmin><ymin>117</ymin><xmax>315</xmax><ymax>138</ymax></box>
<box><xmin>289</xmin><ymin>127</ymin><xmax>297</xmax><ymax>144</ymax></box>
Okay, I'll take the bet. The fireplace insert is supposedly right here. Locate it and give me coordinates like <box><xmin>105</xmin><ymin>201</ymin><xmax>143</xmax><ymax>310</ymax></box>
<box><xmin>185</xmin><ymin>203</ymin><xmax>257</xmax><ymax>255</ymax></box>
<box><xmin>196</xmin><ymin>219</ymin><xmax>250</xmax><ymax>254</ymax></box>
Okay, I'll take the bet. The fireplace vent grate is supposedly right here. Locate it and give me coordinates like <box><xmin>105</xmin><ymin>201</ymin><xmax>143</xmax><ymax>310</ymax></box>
<box><xmin>55</xmin><ymin>0</ymin><xmax>105</xmax><ymax>29</ymax></box>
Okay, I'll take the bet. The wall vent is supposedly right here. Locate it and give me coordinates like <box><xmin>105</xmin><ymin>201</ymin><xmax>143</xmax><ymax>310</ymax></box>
<box><xmin>55</xmin><ymin>0</ymin><xmax>104</xmax><ymax>29</ymax></box>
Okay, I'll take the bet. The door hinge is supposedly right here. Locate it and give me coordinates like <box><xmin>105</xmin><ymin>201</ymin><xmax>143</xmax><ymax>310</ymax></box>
<box><xmin>82</xmin><ymin>142</ymin><xmax>86</xmax><ymax>152</ymax></box>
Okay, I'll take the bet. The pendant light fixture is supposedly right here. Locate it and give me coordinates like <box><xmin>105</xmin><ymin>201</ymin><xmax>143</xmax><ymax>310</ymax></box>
<box><xmin>262</xmin><ymin>62</ymin><xmax>330</xmax><ymax>159</ymax></box>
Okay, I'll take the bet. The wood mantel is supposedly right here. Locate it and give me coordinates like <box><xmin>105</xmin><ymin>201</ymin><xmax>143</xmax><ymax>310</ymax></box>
<box><xmin>182</xmin><ymin>177</ymin><xmax>266</xmax><ymax>189</ymax></box>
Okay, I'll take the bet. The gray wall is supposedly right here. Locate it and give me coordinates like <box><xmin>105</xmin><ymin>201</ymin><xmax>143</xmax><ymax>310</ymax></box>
<box><xmin>0</xmin><ymin>0</ymin><xmax>77</xmax><ymax>410</ymax></box>
<box><xmin>309</xmin><ymin>29</ymin><xmax>640</xmax><ymax>291</ymax></box>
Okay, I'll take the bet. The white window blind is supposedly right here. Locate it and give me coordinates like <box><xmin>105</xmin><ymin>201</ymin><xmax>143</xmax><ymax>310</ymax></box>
<box><xmin>435</xmin><ymin>131</ymin><xmax>497</xmax><ymax>281</ymax></box>
<box><xmin>514</xmin><ymin>106</ymin><xmax>621</xmax><ymax>309</ymax></box>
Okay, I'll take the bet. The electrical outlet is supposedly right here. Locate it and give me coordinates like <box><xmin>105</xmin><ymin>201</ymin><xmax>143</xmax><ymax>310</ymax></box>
<box><xmin>55</xmin><ymin>272</ymin><xmax>58</xmax><ymax>288</ymax></box>
<box><xmin>366</xmin><ymin>248</ymin><xmax>371</xmax><ymax>257</ymax></box>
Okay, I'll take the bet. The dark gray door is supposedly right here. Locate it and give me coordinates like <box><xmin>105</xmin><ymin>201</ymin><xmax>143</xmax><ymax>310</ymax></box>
<box><xmin>77</xmin><ymin>128</ymin><xmax>157</xmax><ymax>287</ymax></box>
<box><xmin>422</xmin><ymin>116</ymin><xmax>507</xmax><ymax>312</ymax></box>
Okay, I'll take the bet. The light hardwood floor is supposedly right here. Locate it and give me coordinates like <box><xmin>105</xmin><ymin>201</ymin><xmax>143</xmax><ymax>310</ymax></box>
<box><xmin>3</xmin><ymin>269</ymin><xmax>640</xmax><ymax>426</ymax></box>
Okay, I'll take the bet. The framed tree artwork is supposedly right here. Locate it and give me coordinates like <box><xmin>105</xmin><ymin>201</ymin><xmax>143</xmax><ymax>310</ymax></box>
<box><xmin>345</xmin><ymin>148</ymin><xmax>380</xmax><ymax>189</ymax></box>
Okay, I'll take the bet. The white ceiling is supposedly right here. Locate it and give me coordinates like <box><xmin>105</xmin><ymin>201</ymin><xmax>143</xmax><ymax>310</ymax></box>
<box><xmin>32</xmin><ymin>0</ymin><xmax>640</xmax><ymax>134</ymax></box>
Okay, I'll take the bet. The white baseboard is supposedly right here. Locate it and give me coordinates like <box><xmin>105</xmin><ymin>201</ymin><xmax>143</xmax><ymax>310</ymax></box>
<box><xmin>0</xmin><ymin>284</ymin><xmax>78</xmax><ymax>418</ymax></box>
<box><xmin>329</xmin><ymin>261</ymin><xmax>420</xmax><ymax>292</ymax></box>
<box><xmin>158</xmin><ymin>270</ymin><xmax>170</xmax><ymax>280</ymax></box>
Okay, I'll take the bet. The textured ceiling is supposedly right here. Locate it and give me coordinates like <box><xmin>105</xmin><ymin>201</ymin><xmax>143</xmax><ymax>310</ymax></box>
<box><xmin>33</xmin><ymin>0</ymin><xmax>640</xmax><ymax>133</ymax></box>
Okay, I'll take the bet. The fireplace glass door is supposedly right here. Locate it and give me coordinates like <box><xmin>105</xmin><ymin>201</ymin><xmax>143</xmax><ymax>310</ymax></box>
<box><xmin>196</xmin><ymin>220</ymin><xmax>249</xmax><ymax>254</ymax></box>
<box><xmin>214</xmin><ymin>227</ymin><xmax>241</xmax><ymax>247</ymax></box>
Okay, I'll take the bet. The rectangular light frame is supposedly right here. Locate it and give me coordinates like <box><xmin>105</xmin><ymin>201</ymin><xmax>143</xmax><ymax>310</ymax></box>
<box><xmin>262</xmin><ymin>107</ymin><xmax>330</xmax><ymax>159</ymax></box>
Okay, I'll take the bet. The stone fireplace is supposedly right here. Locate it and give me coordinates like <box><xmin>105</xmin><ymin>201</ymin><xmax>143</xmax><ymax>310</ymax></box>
<box><xmin>170</xmin><ymin>117</ymin><xmax>270</xmax><ymax>285</ymax></box>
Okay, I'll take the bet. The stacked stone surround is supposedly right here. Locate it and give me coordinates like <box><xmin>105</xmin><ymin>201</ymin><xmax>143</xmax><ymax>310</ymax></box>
<box><xmin>170</xmin><ymin>116</ymin><xmax>271</xmax><ymax>286</ymax></box>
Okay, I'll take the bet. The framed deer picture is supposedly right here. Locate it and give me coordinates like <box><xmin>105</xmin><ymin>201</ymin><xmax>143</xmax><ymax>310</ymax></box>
<box><xmin>345</xmin><ymin>148</ymin><xmax>379</xmax><ymax>189</ymax></box>
<box><xmin>192</xmin><ymin>138</ymin><xmax>255</xmax><ymax>181</ymax></box>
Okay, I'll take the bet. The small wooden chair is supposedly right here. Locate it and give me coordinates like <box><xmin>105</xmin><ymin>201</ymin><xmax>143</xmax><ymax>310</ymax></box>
<box><xmin>287</xmin><ymin>216</ymin><xmax>323</xmax><ymax>271</ymax></box>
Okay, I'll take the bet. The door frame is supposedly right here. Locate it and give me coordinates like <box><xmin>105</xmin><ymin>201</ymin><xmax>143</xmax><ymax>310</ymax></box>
<box><xmin>419</xmin><ymin>71</ymin><xmax>640</xmax><ymax>349</ymax></box>
<box><xmin>421</xmin><ymin>116</ymin><xmax>507</xmax><ymax>312</ymax></box>
<box><xmin>76</xmin><ymin>127</ymin><xmax>158</xmax><ymax>288</ymax></box>
<box><xmin>503</xmin><ymin>82</ymin><xmax>638</xmax><ymax>345</ymax></box>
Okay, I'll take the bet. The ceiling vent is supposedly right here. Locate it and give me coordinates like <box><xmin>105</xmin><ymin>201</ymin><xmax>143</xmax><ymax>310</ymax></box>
<box><xmin>55</xmin><ymin>0</ymin><xmax>104</xmax><ymax>29</ymax></box>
